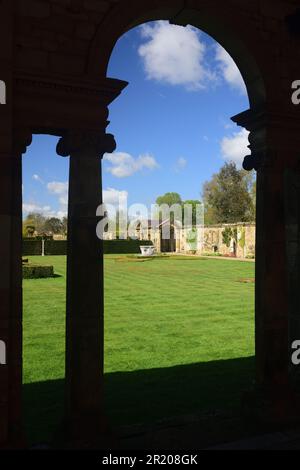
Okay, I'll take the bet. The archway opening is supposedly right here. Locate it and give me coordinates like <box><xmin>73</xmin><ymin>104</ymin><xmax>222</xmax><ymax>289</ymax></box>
<box><xmin>102</xmin><ymin>17</ymin><xmax>261</xmax><ymax>445</ymax></box>
<box><xmin>22</xmin><ymin>134</ymin><xmax>68</xmax><ymax>444</ymax></box>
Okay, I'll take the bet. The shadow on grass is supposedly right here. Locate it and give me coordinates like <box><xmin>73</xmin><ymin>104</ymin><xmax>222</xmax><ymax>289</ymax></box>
<box><xmin>23</xmin><ymin>356</ymin><xmax>255</xmax><ymax>445</ymax></box>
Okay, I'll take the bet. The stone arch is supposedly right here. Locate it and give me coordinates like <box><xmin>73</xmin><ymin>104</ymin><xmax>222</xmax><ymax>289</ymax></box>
<box><xmin>2</xmin><ymin>0</ymin><xmax>300</xmax><ymax>449</ymax></box>
<box><xmin>85</xmin><ymin>0</ymin><xmax>299</xmax><ymax>427</ymax></box>
<box><xmin>88</xmin><ymin>0</ymin><xmax>270</xmax><ymax>110</ymax></box>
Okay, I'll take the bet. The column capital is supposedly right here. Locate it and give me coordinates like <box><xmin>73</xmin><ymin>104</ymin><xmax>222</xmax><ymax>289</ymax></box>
<box><xmin>56</xmin><ymin>130</ymin><xmax>116</xmax><ymax>158</ymax></box>
<box><xmin>13</xmin><ymin>129</ymin><xmax>32</xmax><ymax>156</ymax></box>
<box><xmin>231</xmin><ymin>108</ymin><xmax>300</xmax><ymax>172</ymax></box>
<box><xmin>231</xmin><ymin>108</ymin><xmax>264</xmax><ymax>171</ymax></box>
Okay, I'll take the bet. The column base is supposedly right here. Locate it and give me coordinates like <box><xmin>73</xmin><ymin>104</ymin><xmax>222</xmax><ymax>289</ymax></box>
<box><xmin>241</xmin><ymin>385</ymin><xmax>300</xmax><ymax>429</ymax></box>
<box><xmin>54</xmin><ymin>412</ymin><xmax>117</xmax><ymax>450</ymax></box>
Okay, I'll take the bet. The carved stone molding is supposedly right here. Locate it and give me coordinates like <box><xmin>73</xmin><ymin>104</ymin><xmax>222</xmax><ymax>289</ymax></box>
<box><xmin>14</xmin><ymin>72</ymin><xmax>128</xmax><ymax>134</ymax></box>
<box><xmin>13</xmin><ymin>128</ymin><xmax>32</xmax><ymax>156</ymax></box>
<box><xmin>56</xmin><ymin>130</ymin><xmax>116</xmax><ymax>158</ymax></box>
<box><xmin>232</xmin><ymin>108</ymin><xmax>300</xmax><ymax>172</ymax></box>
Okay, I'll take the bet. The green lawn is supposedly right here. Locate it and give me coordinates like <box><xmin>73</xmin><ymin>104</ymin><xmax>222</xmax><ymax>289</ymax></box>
<box><xmin>23</xmin><ymin>255</ymin><xmax>255</xmax><ymax>443</ymax></box>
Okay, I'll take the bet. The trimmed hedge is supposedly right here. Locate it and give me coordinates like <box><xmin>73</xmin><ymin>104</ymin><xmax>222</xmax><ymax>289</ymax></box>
<box><xmin>45</xmin><ymin>240</ymin><xmax>67</xmax><ymax>256</ymax></box>
<box><xmin>23</xmin><ymin>239</ymin><xmax>153</xmax><ymax>256</ymax></box>
<box><xmin>22</xmin><ymin>264</ymin><xmax>54</xmax><ymax>279</ymax></box>
<box><xmin>23</xmin><ymin>240</ymin><xmax>42</xmax><ymax>256</ymax></box>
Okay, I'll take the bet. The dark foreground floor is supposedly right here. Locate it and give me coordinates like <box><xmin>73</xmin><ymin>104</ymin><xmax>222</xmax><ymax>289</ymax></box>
<box><xmin>114</xmin><ymin>410</ymin><xmax>300</xmax><ymax>450</ymax></box>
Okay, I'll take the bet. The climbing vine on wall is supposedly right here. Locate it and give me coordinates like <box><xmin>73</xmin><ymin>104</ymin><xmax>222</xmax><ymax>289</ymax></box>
<box><xmin>238</xmin><ymin>228</ymin><xmax>246</xmax><ymax>249</ymax></box>
<box><xmin>222</xmin><ymin>227</ymin><xmax>238</xmax><ymax>248</ymax></box>
<box><xmin>222</xmin><ymin>227</ymin><xmax>233</xmax><ymax>247</ymax></box>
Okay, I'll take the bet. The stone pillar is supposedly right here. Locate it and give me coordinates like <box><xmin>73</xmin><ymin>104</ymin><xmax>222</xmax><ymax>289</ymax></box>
<box><xmin>0</xmin><ymin>128</ymin><xmax>32</xmax><ymax>448</ymax></box>
<box><xmin>56</xmin><ymin>129</ymin><xmax>116</xmax><ymax>447</ymax></box>
<box><xmin>233</xmin><ymin>108</ymin><xmax>300</xmax><ymax>424</ymax></box>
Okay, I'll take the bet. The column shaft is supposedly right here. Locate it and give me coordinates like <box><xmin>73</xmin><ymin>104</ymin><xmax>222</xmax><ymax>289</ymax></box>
<box><xmin>57</xmin><ymin>130</ymin><xmax>115</xmax><ymax>443</ymax></box>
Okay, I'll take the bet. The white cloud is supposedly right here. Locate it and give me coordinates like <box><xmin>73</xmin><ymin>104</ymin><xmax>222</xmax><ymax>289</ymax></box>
<box><xmin>23</xmin><ymin>203</ymin><xmax>51</xmax><ymax>215</ymax></box>
<box><xmin>47</xmin><ymin>181</ymin><xmax>68</xmax><ymax>195</ymax></box>
<box><xmin>47</xmin><ymin>181</ymin><xmax>69</xmax><ymax>218</ymax></box>
<box><xmin>220</xmin><ymin>128</ymin><xmax>250</xmax><ymax>167</ymax></box>
<box><xmin>138</xmin><ymin>21</ymin><xmax>215</xmax><ymax>91</ymax></box>
<box><xmin>103</xmin><ymin>188</ymin><xmax>128</xmax><ymax>207</ymax></box>
<box><xmin>22</xmin><ymin>202</ymin><xmax>67</xmax><ymax>219</ymax></box>
<box><xmin>215</xmin><ymin>45</ymin><xmax>246</xmax><ymax>94</ymax></box>
<box><xmin>23</xmin><ymin>186</ymin><xmax>129</xmax><ymax>220</ymax></box>
<box><xmin>103</xmin><ymin>152</ymin><xmax>159</xmax><ymax>178</ymax></box>
<box><xmin>174</xmin><ymin>157</ymin><xmax>187</xmax><ymax>172</ymax></box>
<box><xmin>32</xmin><ymin>174</ymin><xmax>44</xmax><ymax>184</ymax></box>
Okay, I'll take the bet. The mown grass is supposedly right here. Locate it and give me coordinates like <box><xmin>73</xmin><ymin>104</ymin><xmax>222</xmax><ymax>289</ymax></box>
<box><xmin>23</xmin><ymin>255</ymin><xmax>255</xmax><ymax>443</ymax></box>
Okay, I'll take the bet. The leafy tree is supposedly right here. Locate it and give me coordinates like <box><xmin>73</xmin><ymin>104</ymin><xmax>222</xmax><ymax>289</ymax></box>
<box><xmin>62</xmin><ymin>216</ymin><xmax>68</xmax><ymax>235</ymax></box>
<box><xmin>182</xmin><ymin>200</ymin><xmax>202</xmax><ymax>226</ymax></box>
<box><xmin>156</xmin><ymin>192</ymin><xmax>182</xmax><ymax>207</ymax></box>
<box><xmin>44</xmin><ymin>217</ymin><xmax>63</xmax><ymax>234</ymax></box>
<box><xmin>23</xmin><ymin>224</ymin><xmax>35</xmax><ymax>237</ymax></box>
<box><xmin>202</xmin><ymin>162</ymin><xmax>255</xmax><ymax>224</ymax></box>
<box><xmin>250</xmin><ymin>179</ymin><xmax>256</xmax><ymax>220</ymax></box>
<box><xmin>155</xmin><ymin>192</ymin><xmax>182</xmax><ymax>224</ymax></box>
<box><xmin>24</xmin><ymin>213</ymin><xmax>46</xmax><ymax>234</ymax></box>
<box><xmin>202</xmin><ymin>176</ymin><xmax>219</xmax><ymax>225</ymax></box>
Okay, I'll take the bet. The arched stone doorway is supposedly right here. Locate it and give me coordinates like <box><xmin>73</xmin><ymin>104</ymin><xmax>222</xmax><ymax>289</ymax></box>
<box><xmin>1</xmin><ymin>0</ymin><xmax>300</xmax><ymax>448</ymax></box>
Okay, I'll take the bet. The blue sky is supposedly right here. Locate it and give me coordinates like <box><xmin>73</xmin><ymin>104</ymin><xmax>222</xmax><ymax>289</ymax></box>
<box><xmin>23</xmin><ymin>21</ymin><xmax>250</xmax><ymax>219</ymax></box>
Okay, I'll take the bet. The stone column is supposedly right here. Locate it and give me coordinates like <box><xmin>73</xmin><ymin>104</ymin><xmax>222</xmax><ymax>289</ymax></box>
<box><xmin>233</xmin><ymin>108</ymin><xmax>300</xmax><ymax>424</ymax></box>
<box><xmin>0</xmin><ymin>128</ymin><xmax>32</xmax><ymax>448</ymax></box>
<box><xmin>56</xmin><ymin>129</ymin><xmax>116</xmax><ymax>446</ymax></box>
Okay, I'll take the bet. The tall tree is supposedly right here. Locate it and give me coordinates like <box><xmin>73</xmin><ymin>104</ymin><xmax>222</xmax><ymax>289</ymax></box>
<box><xmin>202</xmin><ymin>162</ymin><xmax>255</xmax><ymax>224</ymax></box>
<box><xmin>44</xmin><ymin>217</ymin><xmax>63</xmax><ymax>234</ymax></box>
<box><xmin>23</xmin><ymin>212</ymin><xmax>46</xmax><ymax>234</ymax></box>
<box><xmin>62</xmin><ymin>216</ymin><xmax>68</xmax><ymax>235</ymax></box>
<box><xmin>156</xmin><ymin>192</ymin><xmax>182</xmax><ymax>207</ymax></box>
<box><xmin>155</xmin><ymin>192</ymin><xmax>182</xmax><ymax>224</ymax></box>
<box><xmin>182</xmin><ymin>200</ymin><xmax>202</xmax><ymax>226</ymax></box>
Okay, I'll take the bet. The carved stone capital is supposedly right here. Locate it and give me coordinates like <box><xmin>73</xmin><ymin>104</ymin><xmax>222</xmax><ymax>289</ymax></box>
<box><xmin>242</xmin><ymin>128</ymin><xmax>268</xmax><ymax>171</ymax></box>
<box><xmin>231</xmin><ymin>108</ymin><xmax>269</xmax><ymax>172</ymax></box>
<box><xmin>56</xmin><ymin>130</ymin><xmax>116</xmax><ymax>158</ymax></box>
<box><xmin>13</xmin><ymin>129</ymin><xmax>32</xmax><ymax>156</ymax></box>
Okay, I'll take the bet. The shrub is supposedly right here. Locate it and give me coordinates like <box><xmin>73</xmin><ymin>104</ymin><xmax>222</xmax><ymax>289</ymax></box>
<box><xmin>22</xmin><ymin>239</ymin><xmax>153</xmax><ymax>256</ymax></box>
<box><xmin>22</xmin><ymin>264</ymin><xmax>54</xmax><ymax>279</ymax></box>
<box><xmin>45</xmin><ymin>240</ymin><xmax>67</xmax><ymax>255</ymax></box>
<box><xmin>23</xmin><ymin>240</ymin><xmax>42</xmax><ymax>256</ymax></box>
